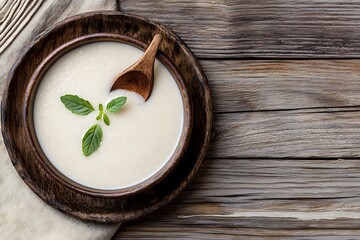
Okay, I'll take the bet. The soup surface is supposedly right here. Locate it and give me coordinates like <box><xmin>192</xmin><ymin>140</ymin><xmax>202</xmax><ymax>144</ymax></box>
<box><xmin>33</xmin><ymin>41</ymin><xmax>184</xmax><ymax>190</ymax></box>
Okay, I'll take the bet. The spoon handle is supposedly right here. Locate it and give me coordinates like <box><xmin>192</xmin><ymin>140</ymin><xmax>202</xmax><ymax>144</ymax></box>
<box><xmin>136</xmin><ymin>34</ymin><xmax>163</xmax><ymax>71</ymax></box>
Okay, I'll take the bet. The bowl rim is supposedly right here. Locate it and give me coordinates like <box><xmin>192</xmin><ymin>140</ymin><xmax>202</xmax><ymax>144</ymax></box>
<box><xmin>23</xmin><ymin>33</ymin><xmax>194</xmax><ymax>197</ymax></box>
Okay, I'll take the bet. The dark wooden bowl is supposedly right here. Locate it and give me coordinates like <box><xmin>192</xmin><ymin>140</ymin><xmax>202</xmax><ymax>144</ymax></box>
<box><xmin>24</xmin><ymin>33</ymin><xmax>193</xmax><ymax>197</ymax></box>
<box><xmin>1</xmin><ymin>11</ymin><xmax>212</xmax><ymax>223</ymax></box>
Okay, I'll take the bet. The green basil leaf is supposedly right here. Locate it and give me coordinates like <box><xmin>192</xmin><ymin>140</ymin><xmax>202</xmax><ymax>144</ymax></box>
<box><xmin>96</xmin><ymin>114</ymin><xmax>102</xmax><ymax>120</ymax></box>
<box><xmin>60</xmin><ymin>95</ymin><xmax>94</xmax><ymax>115</ymax></box>
<box><xmin>99</xmin><ymin>103</ymin><xmax>103</xmax><ymax>112</ymax></box>
<box><xmin>103</xmin><ymin>114</ymin><xmax>110</xmax><ymax>126</ymax></box>
<box><xmin>82</xmin><ymin>124</ymin><xmax>103</xmax><ymax>156</ymax></box>
<box><xmin>106</xmin><ymin>96</ymin><xmax>127</xmax><ymax>113</ymax></box>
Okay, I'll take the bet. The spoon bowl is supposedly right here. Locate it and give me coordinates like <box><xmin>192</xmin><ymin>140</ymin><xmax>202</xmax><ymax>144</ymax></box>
<box><xmin>110</xmin><ymin>34</ymin><xmax>162</xmax><ymax>100</ymax></box>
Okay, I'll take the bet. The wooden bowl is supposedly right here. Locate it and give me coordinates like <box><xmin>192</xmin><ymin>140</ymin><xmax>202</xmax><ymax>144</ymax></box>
<box><xmin>1</xmin><ymin>11</ymin><xmax>212</xmax><ymax>223</ymax></box>
<box><xmin>24</xmin><ymin>33</ymin><xmax>193</xmax><ymax>197</ymax></box>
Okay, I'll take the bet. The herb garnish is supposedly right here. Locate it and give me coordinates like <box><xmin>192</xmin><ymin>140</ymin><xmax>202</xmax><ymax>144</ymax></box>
<box><xmin>82</xmin><ymin>124</ymin><xmax>103</xmax><ymax>156</ymax></box>
<box><xmin>106</xmin><ymin>96</ymin><xmax>127</xmax><ymax>112</ymax></box>
<box><xmin>60</xmin><ymin>95</ymin><xmax>94</xmax><ymax>115</ymax></box>
<box><xmin>60</xmin><ymin>94</ymin><xmax>127</xmax><ymax>156</ymax></box>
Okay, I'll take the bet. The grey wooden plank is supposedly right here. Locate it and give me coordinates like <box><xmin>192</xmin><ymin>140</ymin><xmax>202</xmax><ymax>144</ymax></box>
<box><xmin>114</xmin><ymin>227</ymin><xmax>360</xmax><ymax>240</ymax></box>
<box><xmin>114</xmin><ymin>159</ymin><xmax>360</xmax><ymax>239</ymax></box>
<box><xmin>178</xmin><ymin>158</ymin><xmax>360</xmax><ymax>202</ymax></box>
<box><xmin>209</xmin><ymin>108</ymin><xmax>360</xmax><ymax>158</ymax></box>
<box><xmin>119</xmin><ymin>0</ymin><xmax>360</xmax><ymax>58</ymax></box>
<box><xmin>115</xmin><ymin>228</ymin><xmax>360</xmax><ymax>240</ymax></box>
<box><xmin>204</xmin><ymin>60</ymin><xmax>360</xmax><ymax>113</ymax></box>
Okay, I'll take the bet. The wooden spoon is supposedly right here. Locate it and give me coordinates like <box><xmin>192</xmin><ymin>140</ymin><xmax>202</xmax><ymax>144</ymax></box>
<box><xmin>110</xmin><ymin>34</ymin><xmax>163</xmax><ymax>101</ymax></box>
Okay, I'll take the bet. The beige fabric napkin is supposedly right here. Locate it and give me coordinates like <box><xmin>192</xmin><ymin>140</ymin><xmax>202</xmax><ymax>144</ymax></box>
<box><xmin>0</xmin><ymin>1</ymin><xmax>120</xmax><ymax>239</ymax></box>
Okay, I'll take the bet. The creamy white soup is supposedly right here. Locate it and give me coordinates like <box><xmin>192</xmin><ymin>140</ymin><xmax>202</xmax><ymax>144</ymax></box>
<box><xmin>33</xmin><ymin>41</ymin><xmax>184</xmax><ymax>190</ymax></box>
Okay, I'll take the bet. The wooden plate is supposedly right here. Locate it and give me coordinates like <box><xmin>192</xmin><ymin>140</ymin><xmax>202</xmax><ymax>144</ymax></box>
<box><xmin>1</xmin><ymin>11</ymin><xmax>212</xmax><ymax>223</ymax></box>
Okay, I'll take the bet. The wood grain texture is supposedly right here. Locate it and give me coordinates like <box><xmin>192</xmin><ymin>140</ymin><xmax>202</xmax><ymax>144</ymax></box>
<box><xmin>205</xmin><ymin>60</ymin><xmax>360</xmax><ymax>113</ymax></box>
<box><xmin>115</xmin><ymin>228</ymin><xmax>360</xmax><ymax>240</ymax></box>
<box><xmin>115</xmin><ymin>158</ymin><xmax>360</xmax><ymax>239</ymax></box>
<box><xmin>119</xmin><ymin>0</ymin><xmax>360</xmax><ymax>58</ymax></box>
<box><xmin>3</xmin><ymin>0</ymin><xmax>360</xmax><ymax>239</ymax></box>
<box><xmin>209</xmin><ymin>108</ymin><xmax>360</xmax><ymax>159</ymax></box>
<box><xmin>115</xmin><ymin>0</ymin><xmax>360</xmax><ymax>238</ymax></box>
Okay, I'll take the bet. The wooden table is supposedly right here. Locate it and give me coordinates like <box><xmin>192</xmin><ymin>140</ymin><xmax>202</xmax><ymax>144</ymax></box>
<box><xmin>115</xmin><ymin>1</ymin><xmax>360</xmax><ymax>239</ymax></box>
<box><xmin>4</xmin><ymin>0</ymin><xmax>360</xmax><ymax>239</ymax></box>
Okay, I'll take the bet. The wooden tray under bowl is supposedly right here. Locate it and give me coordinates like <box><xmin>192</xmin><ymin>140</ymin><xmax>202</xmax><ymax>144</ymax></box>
<box><xmin>1</xmin><ymin>11</ymin><xmax>212</xmax><ymax>223</ymax></box>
